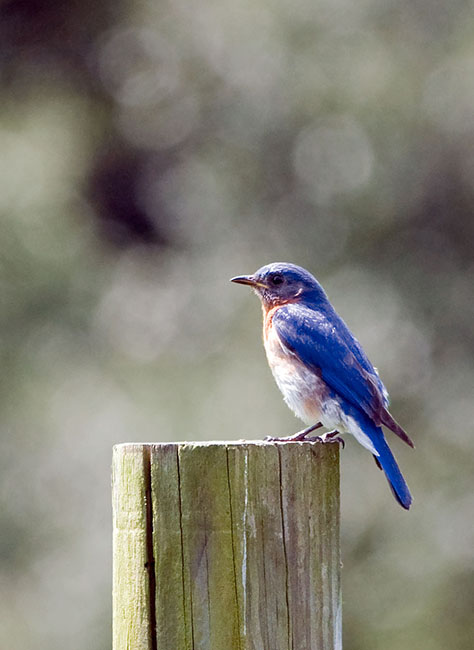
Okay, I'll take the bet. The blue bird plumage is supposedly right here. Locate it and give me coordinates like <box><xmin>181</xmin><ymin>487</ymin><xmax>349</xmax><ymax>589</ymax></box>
<box><xmin>231</xmin><ymin>262</ymin><xmax>413</xmax><ymax>509</ymax></box>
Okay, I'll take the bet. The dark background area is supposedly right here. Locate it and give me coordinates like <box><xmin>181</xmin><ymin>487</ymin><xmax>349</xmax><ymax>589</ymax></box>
<box><xmin>1</xmin><ymin>0</ymin><xmax>473</xmax><ymax>648</ymax></box>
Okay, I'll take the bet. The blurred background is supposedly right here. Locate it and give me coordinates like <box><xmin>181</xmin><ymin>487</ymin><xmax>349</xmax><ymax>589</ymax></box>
<box><xmin>1</xmin><ymin>0</ymin><xmax>473</xmax><ymax>648</ymax></box>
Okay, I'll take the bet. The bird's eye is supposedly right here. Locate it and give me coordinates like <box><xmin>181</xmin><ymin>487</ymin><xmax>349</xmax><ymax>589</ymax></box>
<box><xmin>270</xmin><ymin>274</ymin><xmax>284</xmax><ymax>286</ymax></box>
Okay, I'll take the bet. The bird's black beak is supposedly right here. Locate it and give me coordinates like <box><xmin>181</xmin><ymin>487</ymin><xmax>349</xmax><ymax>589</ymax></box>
<box><xmin>230</xmin><ymin>275</ymin><xmax>268</xmax><ymax>288</ymax></box>
<box><xmin>230</xmin><ymin>275</ymin><xmax>256</xmax><ymax>286</ymax></box>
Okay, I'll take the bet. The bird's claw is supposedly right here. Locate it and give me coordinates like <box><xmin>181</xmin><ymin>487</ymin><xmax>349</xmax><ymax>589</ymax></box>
<box><xmin>300</xmin><ymin>434</ymin><xmax>345</xmax><ymax>447</ymax></box>
<box><xmin>265</xmin><ymin>425</ymin><xmax>344</xmax><ymax>448</ymax></box>
<box><xmin>265</xmin><ymin>433</ymin><xmax>307</xmax><ymax>442</ymax></box>
<box><xmin>265</xmin><ymin>433</ymin><xmax>345</xmax><ymax>448</ymax></box>
<box><xmin>327</xmin><ymin>435</ymin><xmax>345</xmax><ymax>448</ymax></box>
<box><xmin>318</xmin><ymin>430</ymin><xmax>345</xmax><ymax>448</ymax></box>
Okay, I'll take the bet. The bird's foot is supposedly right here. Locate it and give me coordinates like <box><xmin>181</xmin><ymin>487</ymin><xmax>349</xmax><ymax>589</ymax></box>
<box><xmin>265</xmin><ymin>422</ymin><xmax>323</xmax><ymax>442</ymax></box>
<box><xmin>317</xmin><ymin>430</ymin><xmax>345</xmax><ymax>448</ymax></box>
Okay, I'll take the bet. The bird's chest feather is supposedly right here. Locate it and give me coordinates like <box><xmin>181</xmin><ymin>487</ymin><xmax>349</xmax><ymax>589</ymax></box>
<box><xmin>263</xmin><ymin>307</ymin><xmax>328</xmax><ymax>424</ymax></box>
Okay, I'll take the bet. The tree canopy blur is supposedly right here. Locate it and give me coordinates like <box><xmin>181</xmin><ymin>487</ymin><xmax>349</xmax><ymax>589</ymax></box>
<box><xmin>1</xmin><ymin>1</ymin><xmax>473</xmax><ymax>649</ymax></box>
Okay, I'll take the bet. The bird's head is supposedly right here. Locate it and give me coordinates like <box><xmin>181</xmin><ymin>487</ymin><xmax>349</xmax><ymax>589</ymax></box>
<box><xmin>231</xmin><ymin>262</ymin><xmax>327</xmax><ymax>309</ymax></box>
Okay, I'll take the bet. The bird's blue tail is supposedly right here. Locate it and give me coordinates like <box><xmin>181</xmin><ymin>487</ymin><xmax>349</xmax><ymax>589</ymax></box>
<box><xmin>367</xmin><ymin>424</ymin><xmax>412</xmax><ymax>509</ymax></box>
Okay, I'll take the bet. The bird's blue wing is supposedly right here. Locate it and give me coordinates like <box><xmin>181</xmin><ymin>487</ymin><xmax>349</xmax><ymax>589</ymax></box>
<box><xmin>272</xmin><ymin>303</ymin><xmax>392</xmax><ymax>430</ymax></box>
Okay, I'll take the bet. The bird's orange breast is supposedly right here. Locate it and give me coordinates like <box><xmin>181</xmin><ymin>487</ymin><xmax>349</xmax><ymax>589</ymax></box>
<box><xmin>263</xmin><ymin>304</ymin><xmax>280</xmax><ymax>343</ymax></box>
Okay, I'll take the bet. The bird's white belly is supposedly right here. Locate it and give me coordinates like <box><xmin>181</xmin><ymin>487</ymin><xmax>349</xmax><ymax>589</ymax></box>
<box><xmin>264</xmin><ymin>328</ymin><xmax>327</xmax><ymax>424</ymax></box>
<box><xmin>270</xmin><ymin>356</ymin><xmax>325</xmax><ymax>424</ymax></box>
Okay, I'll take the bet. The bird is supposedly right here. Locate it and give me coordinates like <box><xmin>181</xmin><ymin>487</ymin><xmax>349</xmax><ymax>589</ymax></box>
<box><xmin>231</xmin><ymin>262</ymin><xmax>413</xmax><ymax>509</ymax></box>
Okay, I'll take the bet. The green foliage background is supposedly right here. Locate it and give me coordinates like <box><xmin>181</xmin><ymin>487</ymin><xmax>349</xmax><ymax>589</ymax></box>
<box><xmin>1</xmin><ymin>1</ymin><xmax>473</xmax><ymax>648</ymax></box>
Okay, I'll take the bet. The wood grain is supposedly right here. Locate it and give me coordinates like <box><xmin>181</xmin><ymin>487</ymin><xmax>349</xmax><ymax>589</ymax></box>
<box><xmin>113</xmin><ymin>441</ymin><xmax>341</xmax><ymax>650</ymax></box>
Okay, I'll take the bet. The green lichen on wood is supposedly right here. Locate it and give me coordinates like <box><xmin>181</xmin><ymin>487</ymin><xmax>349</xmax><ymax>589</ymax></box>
<box><xmin>113</xmin><ymin>441</ymin><xmax>341</xmax><ymax>650</ymax></box>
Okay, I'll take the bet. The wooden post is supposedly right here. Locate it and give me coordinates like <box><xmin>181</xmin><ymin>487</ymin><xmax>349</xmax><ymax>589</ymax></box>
<box><xmin>113</xmin><ymin>441</ymin><xmax>341</xmax><ymax>650</ymax></box>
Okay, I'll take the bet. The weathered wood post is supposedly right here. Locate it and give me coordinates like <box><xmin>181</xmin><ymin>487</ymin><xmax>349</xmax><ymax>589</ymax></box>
<box><xmin>113</xmin><ymin>441</ymin><xmax>341</xmax><ymax>650</ymax></box>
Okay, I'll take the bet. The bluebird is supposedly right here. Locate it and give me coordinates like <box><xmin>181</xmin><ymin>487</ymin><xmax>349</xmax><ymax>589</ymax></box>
<box><xmin>231</xmin><ymin>262</ymin><xmax>413</xmax><ymax>509</ymax></box>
